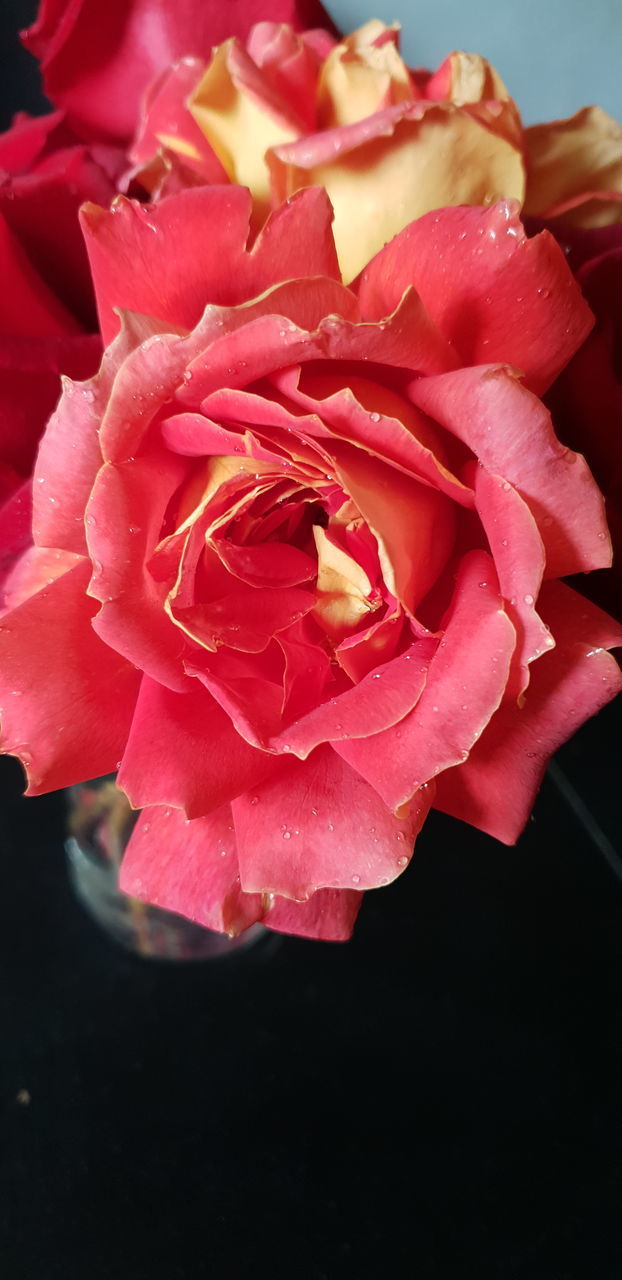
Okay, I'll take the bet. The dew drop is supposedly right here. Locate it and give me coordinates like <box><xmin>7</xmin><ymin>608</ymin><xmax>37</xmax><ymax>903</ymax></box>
<box><xmin>523</xmin><ymin>593</ymin><xmax>534</xmax><ymax>605</ymax></box>
<box><xmin>369</xmin><ymin>412</ymin><xmax>380</xmax><ymax>423</ymax></box>
<box><xmin>10</xmin><ymin>690</ymin><xmax>22</xmax><ymax>697</ymax></box>
<box><xmin>352</xmin><ymin>874</ymin><xmax>361</xmax><ymax>885</ymax></box>
<box><xmin>327</xmin><ymin>823</ymin><xmax>334</xmax><ymax>832</ymax></box>
<box><xmin>282</xmin><ymin>830</ymin><xmax>291</xmax><ymax>840</ymax></box>
<box><xmin>396</xmin><ymin>855</ymin><xmax>408</xmax><ymax>869</ymax></box>
<box><xmin>250</xmin><ymin>796</ymin><xmax>259</xmax><ymax>805</ymax></box>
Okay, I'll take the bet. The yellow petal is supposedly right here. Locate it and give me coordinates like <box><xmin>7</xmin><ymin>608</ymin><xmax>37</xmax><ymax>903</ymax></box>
<box><xmin>444</xmin><ymin>50</ymin><xmax>522</xmax><ymax>147</ymax></box>
<box><xmin>318</xmin><ymin>20</ymin><xmax>413</xmax><ymax>129</ymax></box>
<box><xmin>189</xmin><ymin>38</ymin><xmax>301</xmax><ymax>221</ymax></box>
<box><xmin>270</xmin><ymin>102</ymin><xmax>525</xmax><ymax>284</ymax></box>
<box><xmin>313</xmin><ymin>524</ymin><xmax>375</xmax><ymax>636</ymax></box>
<box><xmin>524</xmin><ymin>106</ymin><xmax>622</xmax><ymax>225</ymax></box>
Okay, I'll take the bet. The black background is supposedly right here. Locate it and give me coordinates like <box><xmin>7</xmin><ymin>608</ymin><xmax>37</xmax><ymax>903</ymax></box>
<box><xmin>1</xmin><ymin>6</ymin><xmax>621</xmax><ymax>1277</ymax></box>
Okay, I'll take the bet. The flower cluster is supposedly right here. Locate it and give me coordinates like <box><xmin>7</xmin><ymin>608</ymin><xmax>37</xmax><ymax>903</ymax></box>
<box><xmin>0</xmin><ymin>0</ymin><xmax>620</xmax><ymax>940</ymax></box>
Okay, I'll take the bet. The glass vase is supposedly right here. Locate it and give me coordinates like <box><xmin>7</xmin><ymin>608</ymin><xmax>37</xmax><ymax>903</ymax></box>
<box><xmin>65</xmin><ymin>776</ymin><xmax>263</xmax><ymax>960</ymax></box>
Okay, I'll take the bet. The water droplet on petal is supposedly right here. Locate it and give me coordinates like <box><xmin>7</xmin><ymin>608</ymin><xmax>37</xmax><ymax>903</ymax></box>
<box><xmin>352</xmin><ymin>874</ymin><xmax>361</xmax><ymax>884</ymax></box>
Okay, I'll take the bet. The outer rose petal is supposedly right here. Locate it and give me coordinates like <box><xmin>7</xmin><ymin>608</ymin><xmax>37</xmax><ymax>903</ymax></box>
<box><xmin>32</xmin><ymin>319</ymin><xmax>139</xmax><ymax>555</ymax></box>
<box><xmin>410</xmin><ymin>366</ymin><xmax>612</xmax><ymax>578</ymax></box>
<box><xmin>81</xmin><ymin>185</ymin><xmax>341</xmax><ymax>344</ymax></box>
<box><xmin>120</xmin><ymin>804</ymin><xmax>265</xmax><ymax>937</ymax></box>
<box><xmin>269</xmin><ymin>100</ymin><xmax>525</xmax><ymax>282</ymax></box>
<box><xmin>2</xmin><ymin>545</ymin><xmax>82</xmax><ymax>614</ymax></box>
<box><xmin>434</xmin><ymin>581</ymin><xmax>622</xmax><ymax>843</ymax></box>
<box><xmin>264</xmin><ymin>888</ymin><xmax>362</xmax><ymax>941</ymax></box>
<box><xmin>121</xmin><ymin>802</ymin><xmax>361</xmax><ymax>941</ymax></box>
<box><xmin>524</xmin><ymin>107</ymin><xmax>622</xmax><ymax>228</ymax></box>
<box><xmin>233</xmin><ymin>744</ymin><xmax>434</xmax><ymax>899</ymax></box>
<box><xmin>356</xmin><ymin>202</ymin><xmax>594</xmax><ymax>396</ymax></box>
<box><xmin>117</xmin><ymin>676</ymin><xmax>283</xmax><ymax>817</ymax></box>
<box><xmin>87</xmin><ymin>453</ymin><xmax>193</xmax><ymax>692</ymax></box>
<box><xmin>0</xmin><ymin>561</ymin><xmax>141</xmax><ymax>793</ymax></box>
<box><xmin>471</xmin><ymin>463</ymin><xmax>552</xmax><ymax>699</ymax></box>
<box><xmin>335</xmin><ymin>552</ymin><xmax>516</xmax><ymax>811</ymax></box>
<box><xmin>23</xmin><ymin>0</ymin><xmax>339</xmax><ymax>144</ymax></box>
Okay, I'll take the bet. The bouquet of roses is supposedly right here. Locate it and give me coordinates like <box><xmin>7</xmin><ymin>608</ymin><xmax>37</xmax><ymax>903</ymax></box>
<box><xmin>1</xmin><ymin>0</ymin><xmax>620</xmax><ymax>942</ymax></box>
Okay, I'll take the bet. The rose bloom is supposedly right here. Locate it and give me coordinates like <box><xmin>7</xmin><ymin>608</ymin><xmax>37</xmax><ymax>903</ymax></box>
<box><xmin>0</xmin><ymin>187</ymin><xmax>620</xmax><ymax>941</ymax></box>
<box><xmin>0</xmin><ymin>107</ymin><xmax>118</xmax><ymax>610</ymax></box>
<box><xmin>21</xmin><ymin>0</ymin><xmax>622</xmax><ymax>276</ymax></box>
<box><xmin>124</xmin><ymin>15</ymin><xmax>622</xmax><ymax>283</ymax></box>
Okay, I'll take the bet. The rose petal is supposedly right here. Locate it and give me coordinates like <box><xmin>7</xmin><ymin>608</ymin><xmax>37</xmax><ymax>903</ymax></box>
<box><xmin>171</xmin><ymin>587</ymin><xmax>316</xmax><ymax>654</ymax></box>
<box><xmin>471</xmin><ymin>462</ymin><xmax>552</xmax><ymax>699</ymax></box>
<box><xmin>188</xmin><ymin>38</ymin><xmax>302</xmax><ymax>218</ymax></box>
<box><xmin>129</xmin><ymin>57</ymin><xmax>227</xmax><ymax>181</ymax></box>
<box><xmin>87</xmin><ymin>453</ymin><xmax>193</xmax><ymax>692</ymax></box>
<box><xmin>356</xmin><ymin>202</ymin><xmax>594</xmax><ymax>396</ymax></box>
<box><xmin>410</xmin><ymin>366</ymin><xmax>612</xmax><ymax>577</ymax></box>
<box><xmin>335</xmin><ymin>551</ymin><xmax>516</xmax><ymax>810</ymax></box>
<box><xmin>264</xmin><ymin>887</ymin><xmax>362</xmax><ymax>941</ymax></box>
<box><xmin>81</xmin><ymin>185</ymin><xmax>343</xmax><ymax>343</ymax></box>
<box><xmin>524</xmin><ymin>107</ymin><xmax>622</xmax><ymax>227</ymax></box>
<box><xmin>233</xmin><ymin>744</ymin><xmax>434</xmax><ymax>898</ymax></box>
<box><xmin>267</xmin><ymin>638</ymin><xmax>436</xmax><ymax>757</ymax></box>
<box><xmin>434</xmin><ymin>581</ymin><xmax>622</xmax><ymax>843</ymax></box>
<box><xmin>269</xmin><ymin>101</ymin><xmax>524</xmax><ymax>282</ymax></box>
<box><xmin>0</xmin><ymin>560</ymin><xmax>140</xmax><ymax>793</ymax></box>
<box><xmin>272</xmin><ymin>367</ymin><xmax>473</xmax><ymax>508</ymax></box>
<box><xmin>118</xmin><ymin>675</ymin><xmax>282</xmax><ymax>818</ymax></box>
<box><xmin>120</xmin><ymin>803</ymin><xmax>265</xmax><ymax>937</ymax></box>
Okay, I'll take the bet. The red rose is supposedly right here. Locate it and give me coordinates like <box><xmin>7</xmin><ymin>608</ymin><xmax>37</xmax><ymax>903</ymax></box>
<box><xmin>0</xmin><ymin>189</ymin><xmax>619</xmax><ymax>941</ymax></box>
<box><xmin>0</xmin><ymin>108</ymin><xmax>117</xmax><ymax>609</ymax></box>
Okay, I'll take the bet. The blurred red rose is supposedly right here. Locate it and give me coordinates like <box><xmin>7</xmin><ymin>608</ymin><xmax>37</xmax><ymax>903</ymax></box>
<box><xmin>0</xmin><ymin>108</ymin><xmax>117</xmax><ymax>608</ymax></box>
<box><xmin>0</xmin><ymin>189</ymin><xmax>619</xmax><ymax>941</ymax></box>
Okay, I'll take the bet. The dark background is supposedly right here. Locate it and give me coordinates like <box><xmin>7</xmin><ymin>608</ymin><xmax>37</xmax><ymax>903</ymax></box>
<box><xmin>1</xmin><ymin>6</ymin><xmax>622</xmax><ymax>1277</ymax></box>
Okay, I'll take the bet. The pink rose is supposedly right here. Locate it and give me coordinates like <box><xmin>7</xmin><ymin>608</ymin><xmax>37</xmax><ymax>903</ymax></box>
<box><xmin>0</xmin><ymin>189</ymin><xmax>619</xmax><ymax>942</ymax></box>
